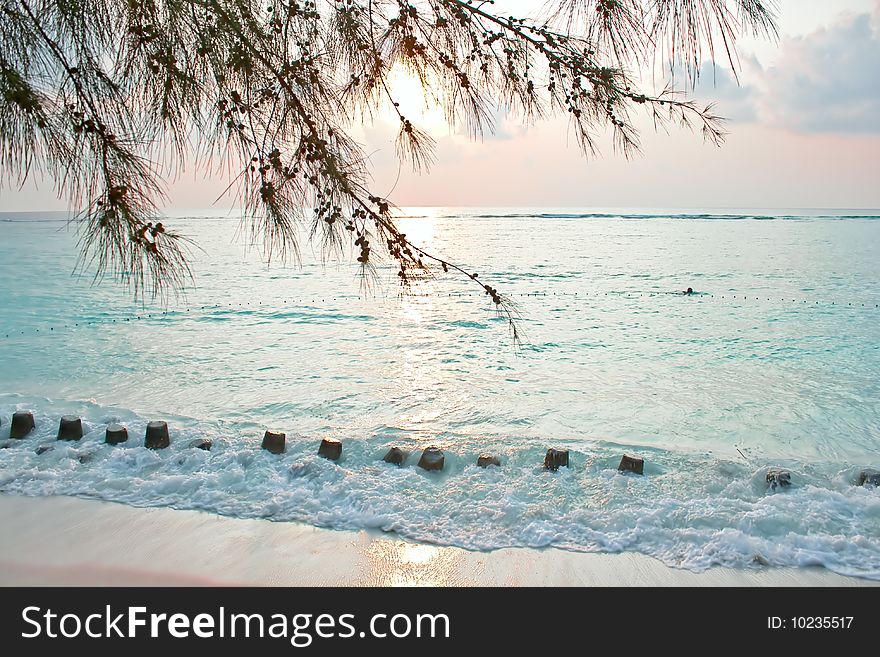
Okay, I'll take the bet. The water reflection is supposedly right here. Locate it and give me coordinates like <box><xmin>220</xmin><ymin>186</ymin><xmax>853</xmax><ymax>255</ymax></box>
<box><xmin>363</xmin><ymin>537</ymin><xmax>462</xmax><ymax>586</ymax></box>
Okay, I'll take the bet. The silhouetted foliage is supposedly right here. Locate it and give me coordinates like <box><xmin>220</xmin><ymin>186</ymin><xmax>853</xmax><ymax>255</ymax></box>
<box><xmin>0</xmin><ymin>0</ymin><xmax>777</xmax><ymax>341</ymax></box>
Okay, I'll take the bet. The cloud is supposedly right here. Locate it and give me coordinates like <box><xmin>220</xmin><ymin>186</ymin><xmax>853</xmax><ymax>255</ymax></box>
<box><xmin>676</xmin><ymin>6</ymin><xmax>880</xmax><ymax>134</ymax></box>
<box><xmin>758</xmin><ymin>7</ymin><xmax>880</xmax><ymax>133</ymax></box>
<box><xmin>689</xmin><ymin>59</ymin><xmax>761</xmax><ymax>124</ymax></box>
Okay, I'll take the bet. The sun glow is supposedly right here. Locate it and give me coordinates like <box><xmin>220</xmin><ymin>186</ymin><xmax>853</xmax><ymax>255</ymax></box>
<box><xmin>396</xmin><ymin>213</ymin><xmax>436</xmax><ymax>247</ymax></box>
<box><xmin>384</xmin><ymin>66</ymin><xmax>449</xmax><ymax>133</ymax></box>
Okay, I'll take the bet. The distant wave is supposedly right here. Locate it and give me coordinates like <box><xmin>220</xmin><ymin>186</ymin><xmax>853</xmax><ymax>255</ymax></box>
<box><xmin>398</xmin><ymin>212</ymin><xmax>880</xmax><ymax>221</ymax></box>
<box><xmin>4</xmin><ymin>211</ymin><xmax>880</xmax><ymax>223</ymax></box>
<box><xmin>0</xmin><ymin>217</ymin><xmax>75</xmax><ymax>223</ymax></box>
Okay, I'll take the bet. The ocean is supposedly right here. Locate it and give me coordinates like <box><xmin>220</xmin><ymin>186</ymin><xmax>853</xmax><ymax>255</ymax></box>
<box><xmin>1</xmin><ymin>207</ymin><xmax>879</xmax><ymax>578</ymax></box>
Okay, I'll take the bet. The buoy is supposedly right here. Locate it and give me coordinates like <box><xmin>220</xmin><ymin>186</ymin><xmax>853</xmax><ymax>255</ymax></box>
<box><xmin>477</xmin><ymin>455</ymin><xmax>501</xmax><ymax>468</ymax></box>
<box><xmin>766</xmin><ymin>468</ymin><xmax>791</xmax><ymax>490</ymax></box>
<box><xmin>382</xmin><ymin>447</ymin><xmax>407</xmax><ymax>465</ymax></box>
<box><xmin>105</xmin><ymin>424</ymin><xmax>128</xmax><ymax>445</ymax></box>
<box><xmin>858</xmin><ymin>469</ymin><xmax>880</xmax><ymax>487</ymax></box>
<box><xmin>144</xmin><ymin>421</ymin><xmax>170</xmax><ymax>449</ymax></box>
<box><xmin>57</xmin><ymin>416</ymin><xmax>83</xmax><ymax>441</ymax></box>
<box><xmin>10</xmin><ymin>411</ymin><xmax>35</xmax><ymax>439</ymax></box>
<box><xmin>189</xmin><ymin>439</ymin><xmax>212</xmax><ymax>451</ymax></box>
<box><xmin>544</xmin><ymin>448</ymin><xmax>569</xmax><ymax>471</ymax></box>
<box><xmin>618</xmin><ymin>454</ymin><xmax>644</xmax><ymax>475</ymax></box>
<box><xmin>35</xmin><ymin>445</ymin><xmax>54</xmax><ymax>455</ymax></box>
<box><xmin>418</xmin><ymin>447</ymin><xmax>445</xmax><ymax>471</ymax></box>
<box><xmin>261</xmin><ymin>430</ymin><xmax>285</xmax><ymax>454</ymax></box>
<box><xmin>318</xmin><ymin>438</ymin><xmax>342</xmax><ymax>461</ymax></box>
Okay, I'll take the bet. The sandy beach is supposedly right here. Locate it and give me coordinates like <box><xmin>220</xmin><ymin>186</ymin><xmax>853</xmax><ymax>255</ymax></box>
<box><xmin>0</xmin><ymin>494</ymin><xmax>874</xmax><ymax>587</ymax></box>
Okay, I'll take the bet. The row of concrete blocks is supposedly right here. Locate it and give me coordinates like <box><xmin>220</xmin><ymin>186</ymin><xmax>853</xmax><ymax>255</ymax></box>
<box><xmin>3</xmin><ymin>411</ymin><xmax>177</xmax><ymax>449</ymax></box>
<box><xmin>5</xmin><ymin>412</ymin><xmax>880</xmax><ymax>487</ymax></box>
<box><xmin>2</xmin><ymin>413</ymin><xmax>641</xmax><ymax>472</ymax></box>
<box><xmin>262</xmin><ymin>435</ymin><xmax>646</xmax><ymax>473</ymax></box>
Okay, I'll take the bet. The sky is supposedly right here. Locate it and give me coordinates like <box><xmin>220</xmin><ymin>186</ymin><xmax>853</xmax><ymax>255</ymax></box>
<box><xmin>2</xmin><ymin>0</ymin><xmax>879</xmax><ymax>211</ymax></box>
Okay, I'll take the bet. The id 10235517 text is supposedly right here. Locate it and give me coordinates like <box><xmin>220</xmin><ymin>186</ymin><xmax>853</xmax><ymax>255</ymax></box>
<box><xmin>768</xmin><ymin>617</ymin><xmax>853</xmax><ymax>630</ymax></box>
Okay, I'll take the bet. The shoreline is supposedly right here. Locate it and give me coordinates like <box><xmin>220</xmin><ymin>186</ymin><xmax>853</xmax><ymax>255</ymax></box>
<box><xmin>0</xmin><ymin>494</ymin><xmax>876</xmax><ymax>586</ymax></box>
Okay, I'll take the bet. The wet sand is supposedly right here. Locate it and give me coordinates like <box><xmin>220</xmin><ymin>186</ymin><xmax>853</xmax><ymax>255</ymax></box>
<box><xmin>0</xmin><ymin>494</ymin><xmax>875</xmax><ymax>586</ymax></box>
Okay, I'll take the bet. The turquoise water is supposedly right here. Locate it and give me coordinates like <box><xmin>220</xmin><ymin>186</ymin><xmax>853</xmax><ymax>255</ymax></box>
<box><xmin>1</xmin><ymin>208</ymin><xmax>880</xmax><ymax>577</ymax></box>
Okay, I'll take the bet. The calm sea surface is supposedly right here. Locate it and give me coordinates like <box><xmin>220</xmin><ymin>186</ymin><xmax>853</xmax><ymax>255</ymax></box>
<box><xmin>1</xmin><ymin>208</ymin><xmax>879</xmax><ymax>577</ymax></box>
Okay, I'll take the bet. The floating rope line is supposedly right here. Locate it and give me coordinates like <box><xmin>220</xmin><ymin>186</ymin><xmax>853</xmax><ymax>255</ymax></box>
<box><xmin>3</xmin><ymin>290</ymin><xmax>878</xmax><ymax>338</ymax></box>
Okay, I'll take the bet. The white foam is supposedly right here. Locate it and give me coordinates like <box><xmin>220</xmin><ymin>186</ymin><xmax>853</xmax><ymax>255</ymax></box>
<box><xmin>2</xmin><ymin>396</ymin><xmax>880</xmax><ymax>580</ymax></box>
